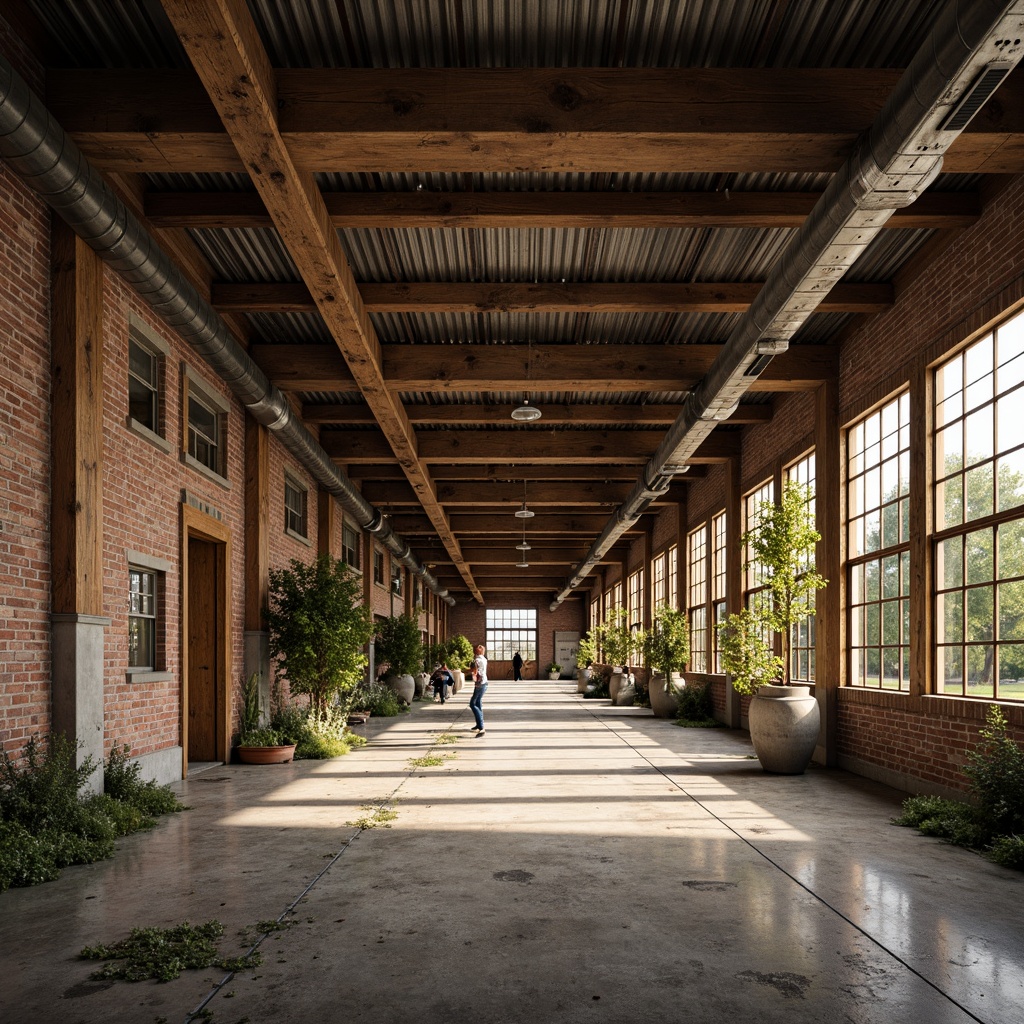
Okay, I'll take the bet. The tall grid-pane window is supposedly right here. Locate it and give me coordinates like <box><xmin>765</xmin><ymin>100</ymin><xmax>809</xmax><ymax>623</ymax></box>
<box><xmin>610</xmin><ymin>582</ymin><xmax>623</xmax><ymax>613</ymax></box>
<box><xmin>342</xmin><ymin>524</ymin><xmax>361</xmax><ymax>570</ymax></box>
<box><xmin>284</xmin><ymin>475</ymin><xmax>308</xmax><ymax>539</ymax></box>
<box><xmin>651</xmin><ymin>552</ymin><xmax>667</xmax><ymax>612</ymax></box>
<box><xmin>711</xmin><ymin>511</ymin><xmax>728</xmax><ymax>673</ymax></box>
<box><xmin>785</xmin><ymin>453</ymin><xmax>817</xmax><ymax>683</ymax></box>
<box><xmin>935</xmin><ymin>309</ymin><xmax>1024</xmax><ymax>700</ymax></box>
<box><xmin>188</xmin><ymin>391</ymin><xmax>222</xmax><ymax>475</ymax></box>
<box><xmin>128</xmin><ymin>335</ymin><xmax>159</xmax><ymax>432</ymax></box>
<box><xmin>688</xmin><ymin>525</ymin><xmax>708</xmax><ymax>672</ymax></box>
<box><xmin>590</xmin><ymin>598</ymin><xmax>601</xmax><ymax>633</ymax></box>
<box><xmin>373</xmin><ymin>548</ymin><xmax>385</xmax><ymax>586</ymax></box>
<box><xmin>628</xmin><ymin>569</ymin><xmax>644</xmax><ymax>629</ymax></box>
<box><xmin>744</xmin><ymin>480</ymin><xmax>775</xmax><ymax>600</ymax></box>
<box><xmin>848</xmin><ymin>392</ymin><xmax>911</xmax><ymax>690</ymax></box>
<box><xmin>128</xmin><ymin>567</ymin><xmax>156</xmax><ymax>669</ymax></box>
<box><xmin>667</xmin><ymin>545</ymin><xmax>678</xmax><ymax>609</ymax></box>
<box><xmin>486</xmin><ymin>609</ymin><xmax>537</xmax><ymax>662</ymax></box>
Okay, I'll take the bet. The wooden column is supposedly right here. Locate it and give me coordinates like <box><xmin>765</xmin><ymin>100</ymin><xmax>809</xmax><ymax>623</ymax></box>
<box><xmin>642</xmin><ymin>525</ymin><xmax>653</xmax><ymax>630</ymax></box>
<box><xmin>363</xmin><ymin>529</ymin><xmax>375</xmax><ymax>679</ymax></box>
<box><xmin>815</xmin><ymin>380</ymin><xmax>842</xmax><ymax>765</ymax></box>
<box><xmin>317</xmin><ymin>489</ymin><xmax>335</xmax><ymax>557</ymax></box>
<box><xmin>50</xmin><ymin>222</ymin><xmax>108</xmax><ymax>788</ymax></box>
<box><xmin>724</xmin><ymin>456</ymin><xmax>743</xmax><ymax>727</ymax></box>
<box><xmin>243</xmin><ymin>414</ymin><xmax>270</xmax><ymax>696</ymax></box>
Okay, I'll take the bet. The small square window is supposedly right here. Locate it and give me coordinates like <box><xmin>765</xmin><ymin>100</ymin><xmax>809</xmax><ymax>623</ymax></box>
<box><xmin>129</xmin><ymin>567</ymin><xmax>157</xmax><ymax>670</ymax></box>
<box><xmin>284</xmin><ymin>474</ymin><xmax>308</xmax><ymax>540</ymax></box>
<box><xmin>342</xmin><ymin>523</ymin><xmax>361</xmax><ymax>570</ymax></box>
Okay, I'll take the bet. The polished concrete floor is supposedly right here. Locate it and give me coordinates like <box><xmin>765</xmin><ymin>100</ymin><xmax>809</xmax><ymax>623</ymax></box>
<box><xmin>2</xmin><ymin>679</ymin><xmax>1023</xmax><ymax>1024</ymax></box>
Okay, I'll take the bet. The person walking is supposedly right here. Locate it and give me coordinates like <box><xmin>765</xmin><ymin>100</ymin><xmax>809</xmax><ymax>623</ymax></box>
<box><xmin>512</xmin><ymin>651</ymin><xmax>524</xmax><ymax>681</ymax></box>
<box><xmin>469</xmin><ymin>644</ymin><xmax>488</xmax><ymax>736</ymax></box>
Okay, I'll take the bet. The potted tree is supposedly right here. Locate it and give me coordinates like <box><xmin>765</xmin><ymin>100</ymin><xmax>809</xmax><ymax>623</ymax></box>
<box><xmin>445</xmin><ymin>634</ymin><xmax>474</xmax><ymax>693</ymax></box>
<box><xmin>575</xmin><ymin>631</ymin><xmax>597</xmax><ymax>692</ymax></box>
<box><xmin>257</xmin><ymin>554</ymin><xmax>374</xmax><ymax>759</ymax></box>
<box><xmin>600</xmin><ymin>608</ymin><xmax>637</xmax><ymax>701</ymax></box>
<box><xmin>644</xmin><ymin>605</ymin><xmax>691</xmax><ymax>719</ymax></box>
<box><xmin>717</xmin><ymin>481</ymin><xmax>828</xmax><ymax>774</ymax></box>
<box><xmin>374</xmin><ymin>613</ymin><xmax>424</xmax><ymax>704</ymax></box>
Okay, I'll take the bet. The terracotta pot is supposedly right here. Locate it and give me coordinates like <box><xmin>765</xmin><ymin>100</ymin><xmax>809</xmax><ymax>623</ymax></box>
<box><xmin>237</xmin><ymin>744</ymin><xmax>296</xmax><ymax>765</ymax></box>
<box><xmin>748</xmin><ymin>684</ymin><xmax>820</xmax><ymax>774</ymax></box>
<box><xmin>649</xmin><ymin>671</ymin><xmax>683</xmax><ymax>718</ymax></box>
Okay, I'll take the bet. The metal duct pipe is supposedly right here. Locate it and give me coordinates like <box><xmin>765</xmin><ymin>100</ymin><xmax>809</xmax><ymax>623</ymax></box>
<box><xmin>0</xmin><ymin>52</ymin><xmax>453</xmax><ymax>606</ymax></box>
<box><xmin>551</xmin><ymin>0</ymin><xmax>1024</xmax><ymax>609</ymax></box>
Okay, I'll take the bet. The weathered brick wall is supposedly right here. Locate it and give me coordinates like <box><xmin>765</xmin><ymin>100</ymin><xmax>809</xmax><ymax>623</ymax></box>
<box><xmin>0</xmin><ymin>163</ymin><xmax>51</xmax><ymax>757</ymax></box>
<box><xmin>100</xmin><ymin>287</ymin><xmax>248</xmax><ymax>757</ymax></box>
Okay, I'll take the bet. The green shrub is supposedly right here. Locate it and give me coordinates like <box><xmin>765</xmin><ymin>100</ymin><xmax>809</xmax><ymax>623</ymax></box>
<box><xmin>0</xmin><ymin>734</ymin><xmax>97</xmax><ymax>833</ymax></box>
<box><xmin>582</xmin><ymin>673</ymin><xmax>610</xmax><ymax>699</ymax></box>
<box><xmin>87</xmin><ymin>794</ymin><xmax>155</xmax><ymax>837</ymax></box>
<box><xmin>675</xmin><ymin>678</ymin><xmax>717</xmax><ymax>725</ymax></box>
<box><xmin>893</xmin><ymin>795</ymin><xmax>989</xmax><ymax>849</ymax></box>
<box><xmin>0</xmin><ymin>820</ymin><xmax>61</xmax><ymax>890</ymax></box>
<box><xmin>360</xmin><ymin>684</ymin><xmax>406</xmax><ymax>717</ymax></box>
<box><xmin>103</xmin><ymin>744</ymin><xmax>184</xmax><ymax>817</ymax></box>
<box><xmin>989</xmin><ymin>834</ymin><xmax>1024</xmax><ymax>869</ymax></box>
<box><xmin>964</xmin><ymin>706</ymin><xmax>1024</xmax><ymax>838</ymax></box>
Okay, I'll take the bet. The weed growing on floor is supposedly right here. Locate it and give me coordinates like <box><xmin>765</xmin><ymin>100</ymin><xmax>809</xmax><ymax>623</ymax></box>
<box><xmin>80</xmin><ymin>920</ymin><xmax>261</xmax><ymax>982</ymax></box>
<box><xmin>435</xmin><ymin>732</ymin><xmax>459</xmax><ymax>745</ymax></box>
<box><xmin>409</xmin><ymin>753</ymin><xmax>456</xmax><ymax>768</ymax></box>
<box><xmin>347</xmin><ymin>800</ymin><xmax>399</xmax><ymax>829</ymax></box>
<box><xmin>0</xmin><ymin>736</ymin><xmax>185</xmax><ymax>892</ymax></box>
<box><xmin>893</xmin><ymin>706</ymin><xmax>1024</xmax><ymax>870</ymax></box>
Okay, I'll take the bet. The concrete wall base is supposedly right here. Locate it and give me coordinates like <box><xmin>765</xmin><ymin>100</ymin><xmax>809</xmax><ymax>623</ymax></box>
<box><xmin>132</xmin><ymin>745</ymin><xmax>184</xmax><ymax>787</ymax></box>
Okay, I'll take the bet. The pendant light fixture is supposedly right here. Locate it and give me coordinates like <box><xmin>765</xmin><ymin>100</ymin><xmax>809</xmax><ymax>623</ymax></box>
<box><xmin>516</xmin><ymin>520</ymin><xmax>530</xmax><ymax>568</ymax></box>
<box><xmin>511</xmin><ymin>338</ymin><xmax>542</xmax><ymax>421</ymax></box>
<box><xmin>514</xmin><ymin>477</ymin><xmax>535</xmax><ymax>519</ymax></box>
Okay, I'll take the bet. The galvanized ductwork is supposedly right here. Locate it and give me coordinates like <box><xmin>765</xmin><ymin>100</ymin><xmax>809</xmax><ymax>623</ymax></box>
<box><xmin>0</xmin><ymin>52</ymin><xmax>453</xmax><ymax>606</ymax></box>
<box><xmin>551</xmin><ymin>0</ymin><xmax>1024</xmax><ymax>610</ymax></box>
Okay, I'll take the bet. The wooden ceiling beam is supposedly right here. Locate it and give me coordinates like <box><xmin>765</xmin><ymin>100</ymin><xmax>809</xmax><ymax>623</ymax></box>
<box><xmin>322</xmin><ymin>429</ymin><xmax>738</xmax><ymax>464</ymax></box>
<box><xmin>147</xmin><ymin>189</ymin><xmax>981</xmax><ymax>231</ymax></box>
<box><xmin>304</xmin><ymin>403</ymin><xmax>771</xmax><ymax>427</ymax></box>
<box><xmin>47</xmin><ymin>66</ymin><xmax>1024</xmax><ymax>174</ymax></box>
<box><xmin>253</xmin><ymin>342</ymin><xmax>837</xmax><ymax>392</ymax></box>
<box><xmin>412</xmin><ymin>543</ymin><xmax>630</xmax><ymax>565</ymax></box>
<box><xmin>387</xmin><ymin>513</ymin><xmax>648</xmax><ymax>535</ymax></box>
<box><xmin>342</xmin><ymin>463</ymin><xmax>707</xmax><ymax>481</ymax></box>
<box><xmin>160</xmin><ymin>0</ymin><xmax>482</xmax><ymax>602</ymax></box>
<box><xmin>214</xmin><ymin>280</ymin><xmax>892</xmax><ymax>314</ymax></box>
<box><xmin>360</xmin><ymin>479</ymin><xmax>681</xmax><ymax>506</ymax></box>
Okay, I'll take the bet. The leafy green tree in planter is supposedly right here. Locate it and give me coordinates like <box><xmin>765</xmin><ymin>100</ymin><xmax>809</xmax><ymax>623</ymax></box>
<box><xmin>265</xmin><ymin>554</ymin><xmax>374</xmax><ymax>717</ymax></box>
<box><xmin>718</xmin><ymin>482</ymin><xmax>828</xmax><ymax>694</ymax></box>
<box><xmin>643</xmin><ymin>605</ymin><xmax>690</xmax><ymax>689</ymax></box>
<box><xmin>375</xmin><ymin>613</ymin><xmax>424</xmax><ymax>678</ymax></box>
<box><xmin>600</xmin><ymin>608</ymin><xmax>638</xmax><ymax>670</ymax></box>
<box><xmin>445</xmin><ymin>634</ymin><xmax>475</xmax><ymax>672</ymax></box>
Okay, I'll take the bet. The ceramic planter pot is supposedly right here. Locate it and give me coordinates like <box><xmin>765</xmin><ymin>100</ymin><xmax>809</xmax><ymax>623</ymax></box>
<box><xmin>748</xmin><ymin>684</ymin><xmax>820</xmax><ymax>774</ymax></box>
<box><xmin>608</xmin><ymin>668</ymin><xmax>627</xmax><ymax>701</ymax></box>
<box><xmin>649</xmin><ymin>671</ymin><xmax>683</xmax><ymax>718</ymax></box>
<box><xmin>576</xmin><ymin>667</ymin><xmax>592</xmax><ymax>693</ymax></box>
<box><xmin>237</xmin><ymin>744</ymin><xmax>296</xmax><ymax>765</ymax></box>
<box><xmin>451</xmin><ymin>670</ymin><xmax>464</xmax><ymax>693</ymax></box>
<box><xmin>384</xmin><ymin>672</ymin><xmax>416</xmax><ymax>704</ymax></box>
<box><xmin>548</xmin><ymin>671</ymin><xmax>560</xmax><ymax>680</ymax></box>
<box><xmin>614</xmin><ymin>681</ymin><xmax>636</xmax><ymax>706</ymax></box>
<box><xmin>414</xmin><ymin>672</ymin><xmax>430</xmax><ymax>697</ymax></box>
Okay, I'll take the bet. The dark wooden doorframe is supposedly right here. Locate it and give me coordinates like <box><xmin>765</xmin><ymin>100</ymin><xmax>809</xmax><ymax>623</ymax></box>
<box><xmin>181</xmin><ymin>503</ymin><xmax>232</xmax><ymax>777</ymax></box>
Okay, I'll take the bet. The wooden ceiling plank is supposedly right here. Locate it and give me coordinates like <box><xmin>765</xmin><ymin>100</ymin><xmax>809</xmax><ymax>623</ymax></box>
<box><xmin>160</xmin><ymin>0</ymin><xmax>482</xmax><ymax>600</ymax></box>
<box><xmin>146</xmin><ymin>189</ymin><xmax>980</xmax><ymax>230</ymax></box>
<box><xmin>252</xmin><ymin>342</ymin><xmax>837</xmax><ymax>393</ymax></box>
<box><xmin>214</xmin><ymin>280</ymin><xmax>892</xmax><ymax>314</ymax></box>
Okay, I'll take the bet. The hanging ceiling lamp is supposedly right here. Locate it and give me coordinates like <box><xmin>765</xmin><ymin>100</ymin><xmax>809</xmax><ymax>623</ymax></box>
<box><xmin>514</xmin><ymin>500</ymin><xmax>535</xmax><ymax>519</ymax></box>
<box><xmin>511</xmin><ymin>394</ymin><xmax>542</xmax><ymax>422</ymax></box>
<box><xmin>511</xmin><ymin>339</ymin><xmax>542</xmax><ymax>421</ymax></box>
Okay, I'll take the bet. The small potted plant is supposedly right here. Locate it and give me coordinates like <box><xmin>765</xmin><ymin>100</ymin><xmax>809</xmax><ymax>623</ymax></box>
<box><xmin>575</xmin><ymin>632</ymin><xmax>597</xmax><ymax>692</ymax></box>
<box><xmin>547</xmin><ymin>662</ymin><xmax>561</xmax><ymax>680</ymax></box>
<box><xmin>643</xmin><ymin>605</ymin><xmax>690</xmax><ymax>718</ymax></box>
<box><xmin>717</xmin><ymin>481</ymin><xmax>828</xmax><ymax>774</ymax></box>
<box><xmin>235</xmin><ymin>673</ymin><xmax>296</xmax><ymax>764</ymax></box>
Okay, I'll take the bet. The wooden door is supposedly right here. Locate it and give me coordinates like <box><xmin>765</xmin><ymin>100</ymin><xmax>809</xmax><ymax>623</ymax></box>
<box><xmin>187</xmin><ymin>536</ymin><xmax>219</xmax><ymax>761</ymax></box>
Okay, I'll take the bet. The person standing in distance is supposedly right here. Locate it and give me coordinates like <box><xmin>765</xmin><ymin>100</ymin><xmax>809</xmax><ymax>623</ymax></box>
<box><xmin>512</xmin><ymin>650</ymin><xmax>524</xmax><ymax>682</ymax></box>
<box><xmin>470</xmin><ymin>644</ymin><xmax>488</xmax><ymax>736</ymax></box>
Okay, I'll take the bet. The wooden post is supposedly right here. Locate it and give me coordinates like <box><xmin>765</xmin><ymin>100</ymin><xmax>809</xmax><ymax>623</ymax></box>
<box><xmin>909</xmin><ymin>365</ymin><xmax>932</xmax><ymax>704</ymax></box>
<box><xmin>724</xmin><ymin>456</ymin><xmax>743</xmax><ymax>728</ymax></box>
<box><xmin>244</xmin><ymin>414</ymin><xmax>270</xmax><ymax>700</ymax></box>
<box><xmin>50</xmin><ymin>222</ymin><xmax>109</xmax><ymax>789</ymax></box>
<box><xmin>317</xmin><ymin>489</ymin><xmax>335</xmax><ymax>557</ymax></box>
<box><xmin>815</xmin><ymin>380</ymin><xmax>842</xmax><ymax>765</ymax></box>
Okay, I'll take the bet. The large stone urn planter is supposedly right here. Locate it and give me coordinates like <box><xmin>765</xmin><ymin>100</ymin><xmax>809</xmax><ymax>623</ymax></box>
<box><xmin>414</xmin><ymin>672</ymin><xmax>430</xmax><ymax>698</ymax></box>
<box><xmin>451</xmin><ymin>669</ymin><xmax>464</xmax><ymax>694</ymax></box>
<box><xmin>649</xmin><ymin>671</ymin><xmax>683</xmax><ymax>718</ymax></box>
<box><xmin>384</xmin><ymin>672</ymin><xmax>416</xmax><ymax>705</ymax></box>
<box><xmin>576</xmin><ymin>666</ymin><xmax>593</xmax><ymax>693</ymax></box>
<box><xmin>747</xmin><ymin>684</ymin><xmax>820</xmax><ymax>774</ymax></box>
<box><xmin>614</xmin><ymin>679</ymin><xmax>636</xmax><ymax>706</ymax></box>
<box><xmin>608</xmin><ymin>668</ymin><xmax>627</xmax><ymax>702</ymax></box>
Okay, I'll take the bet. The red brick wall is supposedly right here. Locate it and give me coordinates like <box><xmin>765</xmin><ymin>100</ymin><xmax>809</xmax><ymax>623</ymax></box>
<box><xmin>0</xmin><ymin>163</ymin><xmax>52</xmax><ymax>757</ymax></box>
